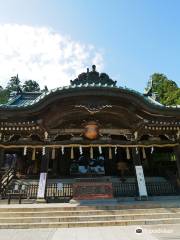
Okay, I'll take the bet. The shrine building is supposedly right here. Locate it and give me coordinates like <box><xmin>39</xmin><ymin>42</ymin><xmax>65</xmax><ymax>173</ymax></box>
<box><xmin>0</xmin><ymin>65</ymin><xmax>180</xmax><ymax>201</ymax></box>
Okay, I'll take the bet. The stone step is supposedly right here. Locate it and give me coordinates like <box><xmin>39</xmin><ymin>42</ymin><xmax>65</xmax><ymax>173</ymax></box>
<box><xmin>1</xmin><ymin>205</ymin><xmax>180</xmax><ymax>229</ymax></box>
<box><xmin>0</xmin><ymin>206</ymin><xmax>177</xmax><ymax>214</ymax></box>
<box><xmin>0</xmin><ymin>204</ymin><xmax>180</xmax><ymax>212</ymax></box>
<box><xmin>0</xmin><ymin>212</ymin><xmax>180</xmax><ymax>223</ymax></box>
<box><xmin>0</xmin><ymin>208</ymin><xmax>178</xmax><ymax>217</ymax></box>
<box><xmin>1</xmin><ymin>217</ymin><xmax>180</xmax><ymax>229</ymax></box>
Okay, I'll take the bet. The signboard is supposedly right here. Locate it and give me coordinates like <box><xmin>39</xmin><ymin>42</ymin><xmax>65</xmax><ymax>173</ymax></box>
<box><xmin>73</xmin><ymin>182</ymin><xmax>113</xmax><ymax>200</ymax></box>
<box><xmin>37</xmin><ymin>172</ymin><xmax>47</xmax><ymax>198</ymax></box>
<box><xmin>57</xmin><ymin>182</ymin><xmax>63</xmax><ymax>191</ymax></box>
<box><xmin>135</xmin><ymin>165</ymin><xmax>147</xmax><ymax>197</ymax></box>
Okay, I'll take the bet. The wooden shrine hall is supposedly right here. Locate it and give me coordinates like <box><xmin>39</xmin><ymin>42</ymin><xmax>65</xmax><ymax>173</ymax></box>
<box><xmin>0</xmin><ymin>65</ymin><xmax>180</xmax><ymax>201</ymax></box>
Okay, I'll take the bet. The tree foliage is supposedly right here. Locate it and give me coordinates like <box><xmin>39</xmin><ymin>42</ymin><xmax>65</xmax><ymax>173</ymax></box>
<box><xmin>22</xmin><ymin>80</ymin><xmax>40</xmax><ymax>92</ymax></box>
<box><xmin>0</xmin><ymin>89</ymin><xmax>10</xmax><ymax>104</ymax></box>
<box><xmin>147</xmin><ymin>73</ymin><xmax>180</xmax><ymax>106</ymax></box>
<box><xmin>6</xmin><ymin>75</ymin><xmax>22</xmax><ymax>92</ymax></box>
<box><xmin>0</xmin><ymin>75</ymin><xmax>41</xmax><ymax>104</ymax></box>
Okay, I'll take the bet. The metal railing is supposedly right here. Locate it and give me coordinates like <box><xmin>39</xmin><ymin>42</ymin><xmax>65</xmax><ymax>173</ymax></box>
<box><xmin>3</xmin><ymin>179</ymin><xmax>178</xmax><ymax>201</ymax></box>
<box><xmin>112</xmin><ymin>182</ymin><xmax>137</xmax><ymax>197</ymax></box>
<box><xmin>146</xmin><ymin>182</ymin><xmax>177</xmax><ymax>196</ymax></box>
<box><xmin>6</xmin><ymin>182</ymin><xmax>73</xmax><ymax>201</ymax></box>
<box><xmin>0</xmin><ymin>167</ymin><xmax>16</xmax><ymax>197</ymax></box>
<box><xmin>113</xmin><ymin>181</ymin><xmax>178</xmax><ymax>197</ymax></box>
<box><xmin>46</xmin><ymin>183</ymin><xmax>73</xmax><ymax>198</ymax></box>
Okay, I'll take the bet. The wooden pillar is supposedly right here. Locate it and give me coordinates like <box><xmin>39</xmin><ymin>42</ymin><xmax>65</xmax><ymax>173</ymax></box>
<box><xmin>175</xmin><ymin>145</ymin><xmax>180</xmax><ymax>179</ymax></box>
<box><xmin>37</xmin><ymin>147</ymin><xmax>50</xmax><ymax>202</ymax></box>
<box><xmin>52</xmin><ymin>149</ymin><xmax>58</xmax><ymax>176</ymax></box>
<box><xmin>132</xmin><ymin>148</ymin><xmax>148</xmax><ymax>200</ymax></box>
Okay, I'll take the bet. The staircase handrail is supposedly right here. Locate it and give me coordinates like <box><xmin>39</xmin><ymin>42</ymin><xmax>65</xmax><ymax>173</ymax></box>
<box><xmin>0</xmin><ymin>167</ymin><xmax>16</xmax><ymax>197</ymax></box>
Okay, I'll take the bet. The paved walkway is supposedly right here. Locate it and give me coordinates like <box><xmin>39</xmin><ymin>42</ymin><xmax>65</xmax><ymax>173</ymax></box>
<box><xmin>0</xmin><ymin>224</ymin><xmax>179</xmax><ymax>240</ymax></box>
<box><xmin>0</xmin><ymin>195</ymin><xmax>180</xmax><ymax>208</ymax></box>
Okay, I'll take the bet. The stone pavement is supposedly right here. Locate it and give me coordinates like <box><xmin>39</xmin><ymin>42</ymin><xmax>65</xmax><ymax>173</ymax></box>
<box><xmin>0</xmin><ymin>195</ymin><xmax>180</xmax><ymax>207</ymax></box>
<box><xmin>0</xmin><ymin>224</ymin><xmax>179</xmax><ymax>240</ymax></box>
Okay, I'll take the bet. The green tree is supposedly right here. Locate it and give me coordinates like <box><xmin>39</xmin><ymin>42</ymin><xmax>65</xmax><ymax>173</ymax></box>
<box><xmin>6</xmin><ymin>74</ymin><xmax>22</xmax><ymax>92</ymax></box>
<box><xmin>146</xmin><ymin>73</ymin><xmax>180</xmax><ymax>106</ymax></box>
<box><xmin>164</xmin><ymin>88</ymin><xmax>180</xmax><ymax>105</ymax></box>
<box><xmin>0</xmin><ymin>88</ymin><xmax>10</xmax><ymax>104</ymax></box>
<box><xmin>22</xmin><ymin>80</ymin><xmax>40</xmax><ymax>92</ymax></box>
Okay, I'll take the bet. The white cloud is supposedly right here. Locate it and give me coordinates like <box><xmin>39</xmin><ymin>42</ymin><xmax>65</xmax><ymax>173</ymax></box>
<box><xmin>0</xmin><ymin>24</ymin><xmax>104</xmax><ymax>89</ymax></box>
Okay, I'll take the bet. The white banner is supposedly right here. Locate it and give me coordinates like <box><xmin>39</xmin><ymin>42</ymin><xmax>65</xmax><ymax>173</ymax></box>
<box><xmin>37</xmin><ymin>172</ymin><xmax>47</xmax><ymax>198</ymax></box>
<box><xmin>135</xmin><ymin>165</ymin><xmax>147</xmax><ymax>197</ymax></box>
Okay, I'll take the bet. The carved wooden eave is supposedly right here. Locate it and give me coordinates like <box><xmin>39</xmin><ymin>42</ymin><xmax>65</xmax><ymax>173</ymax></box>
<box><xmin>0</xmin><ymin>86</ymin><xmax>179</xmax><ymax>115</ymax></box>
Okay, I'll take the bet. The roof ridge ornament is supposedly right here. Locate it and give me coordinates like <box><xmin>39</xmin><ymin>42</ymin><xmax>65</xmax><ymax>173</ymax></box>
<box><xmin>70</xmin><ymin>65</ymin><xmax>117</xmax><ymax>87</ymax></box>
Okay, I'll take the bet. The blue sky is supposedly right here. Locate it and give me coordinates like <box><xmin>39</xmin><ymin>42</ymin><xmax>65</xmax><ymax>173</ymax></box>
<box><xmin>0</xmin><ymin>0</ymin><xmax>179</xmax><ymax>92</ymax></box>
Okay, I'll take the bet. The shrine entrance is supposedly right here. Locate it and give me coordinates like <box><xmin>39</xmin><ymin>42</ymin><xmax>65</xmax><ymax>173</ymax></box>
<box><xmin>48</xmin><ymin>146</ymin><xmax>135</xmax><ymax>179</ymax></box>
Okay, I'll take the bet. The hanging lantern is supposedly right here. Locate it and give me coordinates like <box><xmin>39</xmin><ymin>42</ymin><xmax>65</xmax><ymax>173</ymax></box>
<box><xmin>126</xmin><ymin>147</ymin><xmax>130</xmax><ymax>159</ymax></box>
<box><xmin>23</xmin><ymin>146</ymin><xmax>27</xmax><ymax>156</ymax></box>
<box><xmin>109</xmin><ymin>147</ymin><xmax>112</xmax><ymax>159</ymax></box>
<box><xmin>51</xmin><ymin>148</ymin><xmax>56</xmax><ymax>159</ymax></box>
<box><xmin>142</xmin><ymin>147</ymin><xmax>146</xmax><ymax>159</ymax></box>
<box><xmin>84</xmin><ymin>121</ymin><xmax>99</xmax><ymax>140</ymax></box>
<box><xmin>90</xmin><ymin>146</ymin><xmax>93</xmax><ymax>159</ymax></box>
<box><xmin>32</xmin><ymin>148</ymin><xmax>36</xmax><ymax>161</ymax></box>
<box><xmin>42</xmin><ymin>146</ymin><xmax>46</xmax><ymax>156</ymax></box>
<box><xmin>70</xmin><ymin>147</ymin><xmax>74</xmax><ymax>159</ymax></box>
<box><xmin>79</xmin><ymin>146</ymin><xmax>83</xmax><ymax>155</ymax></box>
<box><xmin>61</xmin><ymin>146</ymin><xmax>64</xmax><ymax>155</ymax></box>
<box><xmin>99</xmin><ymin>146</ymin><xmax>102</xmax><ymax>154</ymax></box>
<box><xmin>151</xmin><ymin>146</ymin><xmax>154</xmax><ymax>154</ymax></box>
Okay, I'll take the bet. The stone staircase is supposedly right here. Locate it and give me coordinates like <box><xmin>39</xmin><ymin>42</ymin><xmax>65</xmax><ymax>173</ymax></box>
<box><xmin>0</xmin><ymin>205</ymin><xmax>180</xmax><ymax>229</ymax></box>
